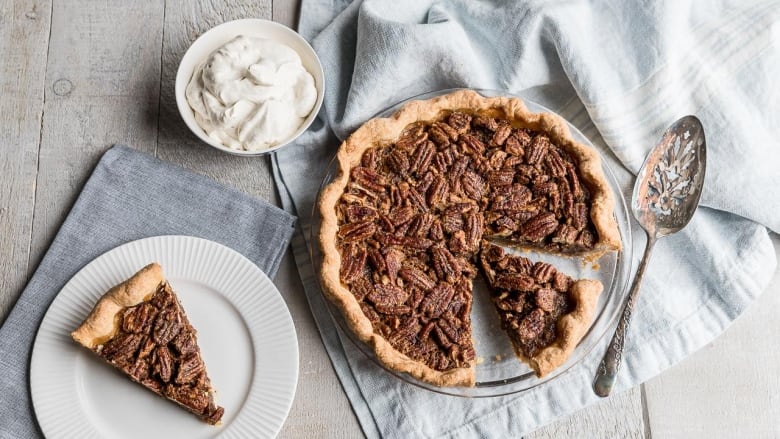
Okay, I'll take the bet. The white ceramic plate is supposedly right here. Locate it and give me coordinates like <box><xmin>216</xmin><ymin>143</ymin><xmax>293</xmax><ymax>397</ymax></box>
<box><xmin>30</xmin><ymin>235</ymin><xmax>298</xmax><ymax>439</ymax></box>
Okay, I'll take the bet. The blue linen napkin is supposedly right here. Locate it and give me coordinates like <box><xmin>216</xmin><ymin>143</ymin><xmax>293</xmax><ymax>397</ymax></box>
<box><xmin>273</xmin><ymin>1</ymin><xmax>780</xmax><ymax>437</ymax></box>
<box><xmin>0</xmin><ymin>145</ymin><xmax>296</xmax><ymax>437</ymax></box>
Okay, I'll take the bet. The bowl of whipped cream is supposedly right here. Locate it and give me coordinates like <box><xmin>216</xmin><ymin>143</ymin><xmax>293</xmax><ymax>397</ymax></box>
<box><xmin>176</xmin><ymin>19</ymin><xmax>324</xmax><ymax>155</ymax></box>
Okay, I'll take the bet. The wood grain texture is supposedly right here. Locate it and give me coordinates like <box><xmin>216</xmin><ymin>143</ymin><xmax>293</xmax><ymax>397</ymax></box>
<box><xmin>527</xmin><ymin>387</ymin><xmax>645</xmax><ymax>438</ymax></box>
<box><xmin>273</xmin><ymin>248</ymin><xmax>364</xmax><ymax>438</ymax></box>
<box><xmin>643</xmin><ymin>233</ymin><xmax>780</xmax><ymax>439</ymax></box>
<box><xmin>28</xmin><ymin>0</ymin><xmax>163</xmax><ymax>270</ymax></box>
<box><xmin>273</xmin><ymin>0</ymin><xmax>300</xmax><ymax>28</ymax></box>
<box><xmin>155</xmin><ymin>0</ymin><xmax>273</xmax><ymax>201</ymax></box>
<box><xmin>5</xmin><ymin>1</ymin><xmax>780</xmax><ymax>438</ymax></box>
<box><xmin>0</xmin><ymin>0</ymin><xmax>52</xmax><ymax>321</ymax></box>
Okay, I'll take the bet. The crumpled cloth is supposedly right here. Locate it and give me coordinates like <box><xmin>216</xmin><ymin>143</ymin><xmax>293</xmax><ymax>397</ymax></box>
<box><xmin>272</xmin><ymin>1</ymin><xmax>780</xmax><ymax>436</ymax></box>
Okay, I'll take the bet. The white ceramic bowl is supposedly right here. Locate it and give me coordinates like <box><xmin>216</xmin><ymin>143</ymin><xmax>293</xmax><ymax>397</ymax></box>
<box><xmin>175</xmin><ymin>19</ymin><xmax>325</xmax><ymax>156</ymax></box>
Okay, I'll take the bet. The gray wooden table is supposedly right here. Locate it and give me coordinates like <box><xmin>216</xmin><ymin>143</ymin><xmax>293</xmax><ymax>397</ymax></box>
<box><xmin>2</xmin><ymin>1</ymin><xmax>779</xmax><ymax>437</ymax></box>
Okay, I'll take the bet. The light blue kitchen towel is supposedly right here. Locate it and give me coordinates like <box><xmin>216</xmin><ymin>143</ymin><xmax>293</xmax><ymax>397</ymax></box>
<box><xmin>272</xmin><ymin>1</ymin><xmax>780</xmax><ymax>437</ymax></box>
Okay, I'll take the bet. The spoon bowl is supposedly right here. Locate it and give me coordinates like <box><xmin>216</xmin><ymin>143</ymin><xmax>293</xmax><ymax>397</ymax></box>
<box><xmin>593</xmin><ymin>115</ymin><xmax>706</xmax><ymax>397</ymax></box>
<box><xmin>632</xmin><ymin>116</ymin><xmax>707</xmax><ymax>237</ymax></box>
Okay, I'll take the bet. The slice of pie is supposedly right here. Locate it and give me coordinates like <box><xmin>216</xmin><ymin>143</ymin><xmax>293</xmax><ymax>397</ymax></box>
<box><xmin>71</xmin><ymin>263</ymin><xmax>224</xmax><ymax>424</ymax></box>
<box><xmin>479</xmin><ymin>242</ymin><xmax>601</xmax><ymax>377</ymax></box>
<box><xmin>318</xmin><ymin>89</ymin><xmax>620</xmax><ymax>386</ymax></box>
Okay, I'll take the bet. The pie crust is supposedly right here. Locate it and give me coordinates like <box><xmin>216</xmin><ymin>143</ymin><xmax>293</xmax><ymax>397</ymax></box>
<box><xmin>72</xmin><ymin>263</ymin><xmax>224</xmax><ymax>424</ymax></box>
<box><xmin>318</xmin><ymin>89</ymin><xmax>620</xmax><ymax>386</ymax></box>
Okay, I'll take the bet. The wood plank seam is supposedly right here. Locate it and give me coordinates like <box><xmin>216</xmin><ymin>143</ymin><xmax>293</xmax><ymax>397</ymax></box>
<box><xmin>24</xmin><ymin>1</ymin><xmax>56</xmax><ymax>280</ymax></box>
<box><xmin>154</xmin><ymin>0</ymin><xmax>167</xmax><ymax>158</ymax></box>
<box><xmin>641</xmin><ymin>384</ymin><xmax>653</xmax><ymax>439</ymax></box>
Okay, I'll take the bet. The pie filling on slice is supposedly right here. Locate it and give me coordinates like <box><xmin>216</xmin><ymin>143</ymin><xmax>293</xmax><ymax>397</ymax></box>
<box><xmin>319</xmin><ymin>90</ymin><xmax>620</xmax><ymax>386</ymax></box>
<box><xmin>71</xmin><ymin>263</ymin><xmax>224</xmax><ymax>425</ymax></box>
<box><xmin>480</xmin><ymin>242</ymin><xmax>602</xmax><ymax>377</ymax></box>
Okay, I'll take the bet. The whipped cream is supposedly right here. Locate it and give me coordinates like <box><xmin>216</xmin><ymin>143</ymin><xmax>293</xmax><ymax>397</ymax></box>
<box><xmin>186</xmin><ymin>35</ymin><xmax>317</xmax><ymax>151</ymax></box>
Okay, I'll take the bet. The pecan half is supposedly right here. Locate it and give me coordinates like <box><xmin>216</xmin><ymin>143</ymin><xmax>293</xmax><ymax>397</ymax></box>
<box><xmin>525</xmin><ymin>135</ymin><xmax>550</xmax><ymax>165</ymax></box>
<box><xmin>153</xmin><ymin>308</ymin><xmax>182</xmax><ymax>345</ymax></box>
<box><xmin>102</xmin><ymin>333</ymin><xmax>143</xmax><ymax>362</ymax></box>
<box><xmin>399</xmin><ymin>183</ymin><xmax>427</xmax><ymax>210</ymax></box>
<box><xmin>447</xmin><ymin>112</ymin><xmax>472</xmax><ymax>133</ymax></box>
<box><xmin>338</xmin><ymin>221</ymin><xmax>377</xmax><ymax>243</ymax></box>
<box><xmin>431</xmin><ymin>246</ymin><xmax>459</xmax><ymax>283</ymax></box>
<box><xmin>517</xmin><ymin>308</ymin><xmax>545</xmax><ymax>341</ymax></box>
<box><xmin>351</xmin><ymin>167</ymin><xmax>387</xmax><ymax>193</ymax></box>
<box><xmin>176</xmin><ymin>353</ymin><xmax>205</xmax><ymax>385</ymax></box>
<box><xmin>463</xmin><ymin>212</ymin><xmax>483</xmax><ymax>252</ymax></box>
<box><xmin>570</xmin><ymin>203</ymin><xmax>589</xmax><ymax>230</ymax></box>
<box><xmin>368</xmin><ymin>284</ymin><xmax>409</xmax><ymax>307</ymax></box>
<box><xmin>427</xmin><ymin>175</ymin><xmax>449</xmax><ymax>207</ymax></box>
<box><xmin>408</xmin><ymin>213</ymin><xmax>435</xmax><ymax>238</ymax></box>
<box><xmin>351</xmin><ymin>277</ymin><xmax>374</xmax><ymax>301</ymax></box>
<box><xmin>165</xmin><ymin>386</ymin><xmax>210</xmax><ymax>413</ymax></box>
<box><xmin>487</xmin><ymin>149</ymin><xmax>507</xmax><ymax>170</ymax></box>
<box><xmin>361</xmin><ymin>148</ymin><xmax>381</xmax><ymax>170</ymax></box>
<box><xmin>410</xmin><ymin>141</ymin><xmax>436</xmax><ymax>175</ymax></box>
<box><xmin>544</xmin><ymin>149</ymin><xmax>567</xmax><ymax>177</ymax></box>
<box><xmin>155</xmin><ymin>345</ymin><xmax>174</xmax><ymax>383</ymax></box>
<box><xmin>575</xmin><ymin>229</ymin><xmax>595</xmax><ymax>248</ymax></box>
<box><xmin>433</xmin><ymin>148</ymin><xmax>455</xmax><ymax>173</ymax></box>
<box><xmin>441</xmin><ymin>210</ymin><xmax>463</xmax><ymax>234</ymax></box>
<box><xmin>551</xmin><ymin>224</ymin><xmax>579</xmax><ymax>246</ymax></box>
<box><xmin>420</xmin><ymin>283</ymin><xmax>455</xmax><ymax>318</ymax></box>
<box><xmin>430</xmin><ymin>122</ymin><xmax>459</xmax><ymax>144</ymax></box>
<box><xmin>387</xmin><ymin>149</ymin><xmax>410</xmax><ymax>176</ymax></box>
<box><xmin>487</xmin><ymin>170</ymin><xmax>515</xmax><ymax>187</ymax></box>
<box><xmin>171</xmin><ymin>330</ymin><xmax>197</xmax><ymax>356</ymax></box>
<box><xmin>388</xmin><ymin>206</ymin><xmax>416</xmax><ymax>226</ymax></box>
<box><xmin>429</xmin><ymin>221</ymin><xmax>444</xmax><ymax>241</ymax></box>
<box><xmin>395</xmin><ymin>123</ymin><xmax>427</xmax><ymax>150</ymax></box>
<box><xmin>492</xmin><ymin>125</ymin><xmax>512</xmax><ymax>146</ymax></box>
<box><xmin>122</xmin><ymin>302</ymin><xmax>157</xmax><ymax>334</ymax></box>
<box><xmin>340</xmin><ymin>244</ymin><xmax>367</xmax><ymax>282</ymax></box>
<box><xmin>399</xmin><ymin>266</ymin><xmax>436</xmax><ymax>290</ymax></box>
<box><xmin>460</xmin><ymin>134</ymin><xmax>486</xmax><ymax>155</ymax></box>
<box><xmin>461</xmin><ymin>171</ymin><xmax>485</xmax><ymax>201</ymax></box>
<box><xmin>473</xmin><ymin>115</ymin><xmax>499</xmax><ymax>131</ymax></box>
<box><xmin>565</xmin><ymin>163</ymin><xmax>584</xmax><ymax>199</ymax></box>
<box><xmin>520</xmin><ymin>212</ymin><xmax>558</xmax><ymax>242</ymax></box>
<box><xmin>552</xmin><ymin>272</ymin><xmax>572</xmax><ymax>292</ymax></box>
<box><xmin>532</xmin><ymin>181</ymin><xmax>558</xmax><ymax>198</ymax></box>
<box><xmin>491</xmin><ymin>186</ymin><xmax>532</xmax><ymax>211</ymax></box>
<box><xmin>494</xmin><ymin>273</ymin><xmax>536</xmax><ymax>291</ymax></box>
<box><xmin>375</xmin><ymin>304</ymin><xmax>412</xmax><ymax>315</ymax></box>
<box><xmin>531</xmin><ymin>261</ymin><xmax>557</xmax><ymax>283</ymax></box>
<box><xmin>345</xmin><ymin>205</ymin><xmax>377</xmax><ymax>223</ymax></box>
<box><xmin>505</xmin><ymin>131</ymin><xmax>530</xmax><ymax>156</ymax></box>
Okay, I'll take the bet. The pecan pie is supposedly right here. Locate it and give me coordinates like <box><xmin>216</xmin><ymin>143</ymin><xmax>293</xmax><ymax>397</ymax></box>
<box><xmin>480</xmin><ymin>242</ymin><xmax>601</xmax><ymax>377</ymax></box>
<box><xmin>318</xmin><ymin>90</ymin><xmax>620</xmax><ymax>386</ymax></box>
<box><xmin>71</xmin><ymin>263</ymin><xmax>224</xmax><ymax>424</ymax></box>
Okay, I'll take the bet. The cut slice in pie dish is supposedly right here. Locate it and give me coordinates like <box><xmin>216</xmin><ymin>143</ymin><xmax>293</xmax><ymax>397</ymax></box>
<box><xmin>71</xmin><ymin>263</ymin><xmax>224</xmax><ymax>425</ymax></box>
<box><xmin>479</xmin><ymin>242</ymin><xmax>602</xmax><ymax>377</ymax></box>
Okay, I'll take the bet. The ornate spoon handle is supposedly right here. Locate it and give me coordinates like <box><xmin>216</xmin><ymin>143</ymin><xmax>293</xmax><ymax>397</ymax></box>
<box><xmin>593</xmin><ymin>234</ymin><xmax>656</xmax><ymax>397</ymax></box>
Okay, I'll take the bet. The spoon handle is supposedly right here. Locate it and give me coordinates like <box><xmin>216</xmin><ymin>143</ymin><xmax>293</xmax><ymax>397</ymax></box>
<box><xmin>593</xmin><ymin>234</ymin><xmax>657</xmax><ymax>397</ymax></box>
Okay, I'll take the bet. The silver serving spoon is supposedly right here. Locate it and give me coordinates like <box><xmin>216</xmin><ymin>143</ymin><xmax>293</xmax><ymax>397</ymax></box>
<box><xmin>593</xmin><ymin>115</ymin><xmax>706</xmax><ymax>397</ymax></box>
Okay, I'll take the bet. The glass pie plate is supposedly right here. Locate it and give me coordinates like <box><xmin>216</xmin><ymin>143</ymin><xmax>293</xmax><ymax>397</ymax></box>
<box><xmin>308</xmin><ymin>88</ymin><xmax>633</xmax><ymax>397</ymax></box>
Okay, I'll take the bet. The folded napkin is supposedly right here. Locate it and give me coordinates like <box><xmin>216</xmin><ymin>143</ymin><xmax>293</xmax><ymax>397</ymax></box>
<box><xmin>273</xmin><ymin>0</ymin><xmax>780</xmax><ymax>437</ymax></box>
<box><xmin>0</xmin><ymin>145</ymin><xmax>296</xmax><ymax>437</ymax></box>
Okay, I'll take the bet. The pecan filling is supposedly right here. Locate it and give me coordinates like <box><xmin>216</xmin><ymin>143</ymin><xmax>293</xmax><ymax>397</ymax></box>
<box><xmin>480</xmin><ymin>243</ymin><xmax>574</xmax><ymax>358</ymax></box>
<box><xmin>96</xmin><ymin>282</ymin><xmax>224</xmax><ymax>425</ymax></box>
<box><xmin>334</xmin><ymin>110</ymin><xmax>599</xmax><ymax>372</ymax></box>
